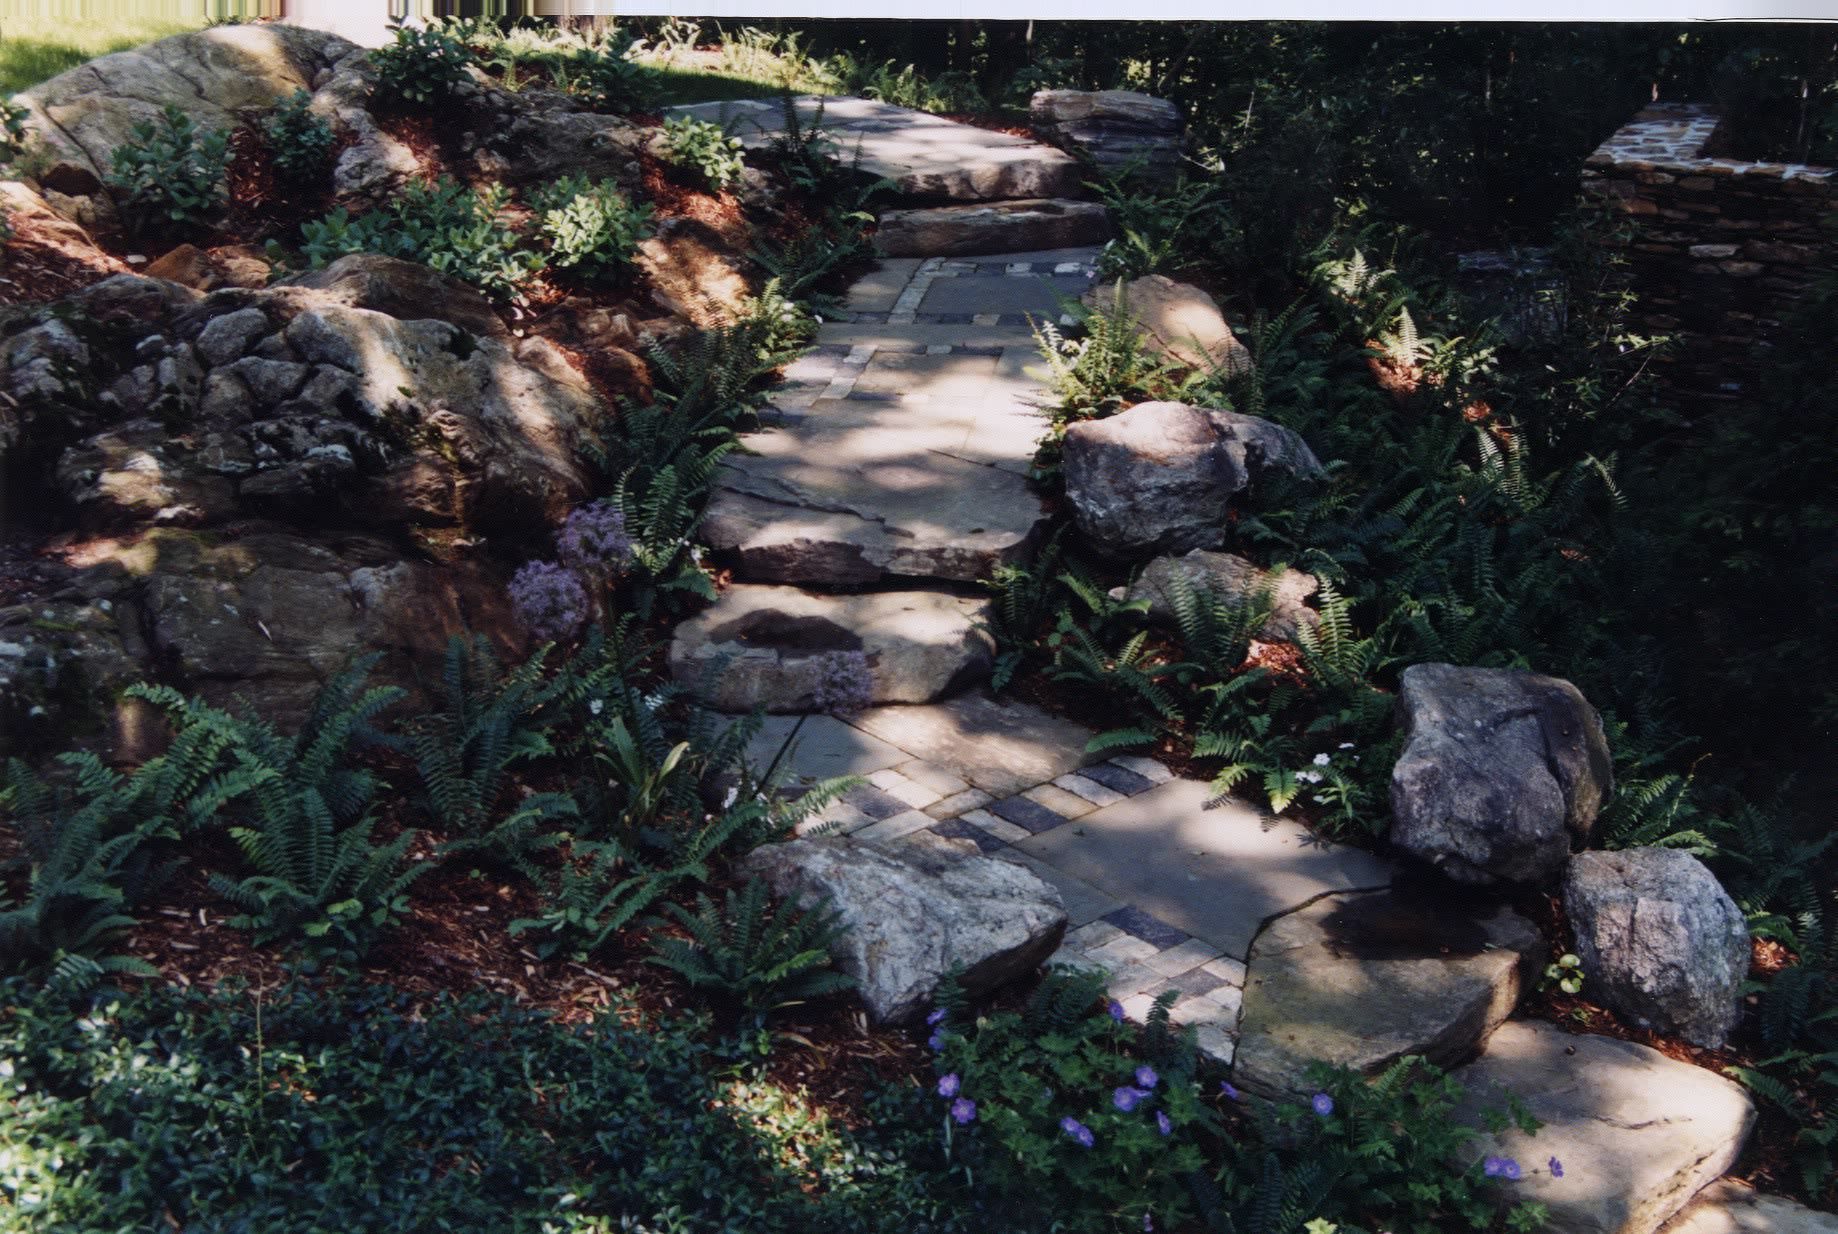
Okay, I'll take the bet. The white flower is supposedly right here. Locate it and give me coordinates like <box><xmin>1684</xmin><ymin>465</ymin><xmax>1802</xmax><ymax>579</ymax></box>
<box><xmin>1296</xmin><ymin>770</ymin><xmax>1324</xmax><ymax>785</ymax></box>
<box><xmin>1313</xmin><ymin>752</ymin><xmax>1331</xmax><ymax>766</ymax></box>
<box><xmin>722</xmin><ymin>786</ymin><xmax>739</xmax><ymax>809</ymax></box>
<box><xmin>588</xmin><ymin>698</ymin><xmax>604</xmax><ymax>716</ymax></box>
<box><xmin>1338</xmin><ymin>742</ymin><xmax>1355</xmax><ymax>750</ymax></box>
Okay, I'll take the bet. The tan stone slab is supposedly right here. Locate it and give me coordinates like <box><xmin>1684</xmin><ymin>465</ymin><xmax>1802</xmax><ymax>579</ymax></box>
<box><xmin>1023</xmin><ymin>783</ymin><xmax>1096</xmax><ymax>819</ymax></box>
<box><xmin>850</xmin><ymin>691</ymin><xmax>1097</xmax><ymax>798</ymax></box>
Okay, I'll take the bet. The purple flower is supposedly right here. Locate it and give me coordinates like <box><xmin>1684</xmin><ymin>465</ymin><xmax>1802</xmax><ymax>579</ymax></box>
<box><xmin>1483</xmin><ymin>1156</ymin><xmax>1507</xmax><ymax>1178</ymax></box>
<box><xmin>508</xmin><ymin>560</ymin><xmax>589</xmax><ymax>641</ymax></box>
<box><xmin>1108</xmin><ymin>999</ymin><xmax>1126</xmax><ymax>1022</ymax></box>
<box><xmin>1113</xmin><ymin>1086</ymin><xmax>1148</xmax><ymax>1112</ymax></box>
<box><xmin>950</xmin><ymin>1097</ymin><xmax>977</xmax><ymax>1124</ymax></box>
<box><xmin>1220</xmin><ymin>1081</ymin><xmax>1240</xmax><ymax>1101</ymax></box>
<box><xmin>810</xmin><ymin>649</ymin><xmax>873</xmax><ymax>716</ymax></box>
<box><xmin>928</xmin><ymin>1030</ymin><xmax>945</xmax><ymax>1052</ymax></box>
<box><xmin>1501</xmin><ymin>1159</ymin><xmax>1522</xmax><ymax>1181</ymax></box>
<box><xmin>938</xmin><ymin>1073</ymin><xmax>960</xmax><ymax>1099</ymax></box>
<box><xmin>1060</xmin><ymin>1116</ymin><xmax>1095</xmax><ymax>1148</ymax></box>
<box><xmin>926</xmin><ymin>1008</ymin><xmax>948</xmax><ymax>1027</ymax></box>
<box><xmin>1156</xmin><ymin>1110</ymin><xmax>1172</xmax><ymax>1136</ymax></box>
<box><xmin>555</xmin><ymin>501</ymin><xmax>632</xmax><ymax>573</ymax></box>
<box><xmin>1548</xmin><ymin>1156</ymin><xmax>1564</xmax><ymax>1179</ymax></box>
<box><xmin>1143</xmin><ymin>1214</ymin><xmax>1153</xmax><ymax>1232</ymax></box>
<box><xmin>1311</xmin><ymin>1093</ymin><xmax>1334</xmax><ymax>1117</ymax></box>
<box><xmin>1135</xmin><ymin>1065</ymin><xmax>1158</xmax><ymax>1090</ymax></box>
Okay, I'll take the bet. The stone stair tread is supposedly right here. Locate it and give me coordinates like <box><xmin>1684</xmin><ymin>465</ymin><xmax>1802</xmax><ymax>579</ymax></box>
<box><xmin>877</xmin><ymin>198</ymin><xmax>1112</xmax><ymax>258</ymax></box>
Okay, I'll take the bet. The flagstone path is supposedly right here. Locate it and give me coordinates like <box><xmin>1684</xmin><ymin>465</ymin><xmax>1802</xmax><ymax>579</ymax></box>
<box><xmin>663</xmin><ymin>98</ymin><xmax>1777</xmax><ymax>1234</ymax></box>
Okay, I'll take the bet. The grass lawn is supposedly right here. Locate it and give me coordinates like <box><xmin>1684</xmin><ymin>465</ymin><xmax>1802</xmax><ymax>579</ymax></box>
<box><xmin>1</xmin><ymin>17</ymin><xmax>200</xmax><ymax>95</ymax></box>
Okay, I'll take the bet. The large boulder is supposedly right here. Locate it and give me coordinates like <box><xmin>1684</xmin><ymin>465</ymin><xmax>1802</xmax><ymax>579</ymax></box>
<box><xmin>15</xmin><ymin>25</ymin><xmax>362</xmax><ymax>202</ymax></box>
<box><xmin>741</xmin><ymin>832</ymin><xmax>1067</xmax><ymax>1025</ymax></box>
<box><xmin>1081</xmin><ymin>275</ymin><xmax>1250</xmax><ymax>374</ymax></box>
<box><xmin>1029</xmin><ymin>89</ymin><xmax>1186</xmax><ymax>184</ymax></box>
<box><xmin>1127</xmin><ymin>550</ymin><xmax>1319</xmax><ymax>643</ymax></box>
<box><xmin>281</xmin><ymin>254</ymin><xmax>510</xmax><ymax>342</ymax></box>
<box><xmin>1061</xmin><ymin>401</ymin><xmax>1323</xmax><ymax>559</ymax></box>
<box><xmin>1658</xmin><ymin>1180</ymin><xmax>1838</xmax><ymax>1234</ymax></box>
<box><xmin>1563</xmin><ymin>848</ymin><xmax>1750</xmax><ymax>1048</ymax></box>
<box><xmin>669</xmin><ymin>584</ymin><xmax>994</xmax><ymax>713</ymax></box>
<box><xmin>1453</xmin><ymin>1021</ymin><xmax>1754</xmax><ymax>1234</ymax></box>
<box><xmin>1389</xmin><ymin>663</ymin><xmax>1614</xmax><ymax>884</ymax></box>
<box><xmin>875</xmin><ymin>199</ymin><xmax>1111</xmax><ymax>259</ymax></box>
<box><xmin>1234</xmin><ymin>888</ymin><xmax>1542</xmax><ymax>1099</ymax></box>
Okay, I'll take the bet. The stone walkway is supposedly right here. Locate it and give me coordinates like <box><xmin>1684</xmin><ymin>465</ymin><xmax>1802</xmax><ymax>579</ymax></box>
<box><xmin>662</xmin><ymin>98</ymin><xmax>1790</xmax><ymax>1234</ymax></box>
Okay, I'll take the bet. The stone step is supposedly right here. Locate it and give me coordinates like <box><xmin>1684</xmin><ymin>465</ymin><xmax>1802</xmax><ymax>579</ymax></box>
<box><xmin>668</xmin><ymin>583</ymin><xmax>994</xmax><ymax>713</ymax></box>
<box><xmin>1452</xmin><ymin>1020</ymin><xmax>1756</xmax><ymax>1234</ymax></box>
<box><xmin>1658</xmin><ymin>1181</ymin><xmax>1838</xmax><ymax>1234</ymax></box>
<box><xmin>663</xmin><ymin>96</ymin><xmax>1085</xmax><ymax>204</ymax></box>
<box><xmin>876</xmin><ymin>199</ymin><xmax>1113</xmax><ymax>259</ymax></box>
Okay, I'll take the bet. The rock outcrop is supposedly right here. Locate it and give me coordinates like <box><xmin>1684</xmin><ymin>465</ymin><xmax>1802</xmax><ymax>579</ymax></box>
<box><xmin>1029</xmin><ymin>89</ymin><xmax>1186</xmax><ymax>184</ymax></box>
<box><xmin>1061</xmin><ymin>401</ymin><xmax>1323</xmax><ymax>559</ymax></box>
<box><xmin>1081</xmin><ymin>274</ymin><xmax>1250</xmax><ymax>374</ymax></box>
<box><xmin>1389</xmin><ymin>663</ymin><xmax>1614</xmax><ymax>884</ymax></box>
<box><xmin>1564</xmin><ymin>848</ymin><xmax>1750</xmax><ymax>1048</ymax></box>
<box><xmin>741</xmin><ymin>831</ymin><xmax>1067</xmax><ymax>1024</ymax></box>
<box><xmin>1127</xmin><ymin>550</ymin><xmax>1319</xmax><ymax>643</ymax></box>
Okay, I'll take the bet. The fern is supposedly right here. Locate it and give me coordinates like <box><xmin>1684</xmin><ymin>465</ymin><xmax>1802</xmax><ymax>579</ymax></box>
<box><xmin>646</xmin><ymin>876</ymin><xmax>853</xmax><ymax>1021</ymax></box>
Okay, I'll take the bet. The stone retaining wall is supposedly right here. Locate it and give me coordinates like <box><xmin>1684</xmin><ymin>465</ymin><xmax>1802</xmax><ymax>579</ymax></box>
<box><xmin>1581</xmin><ymin>103</ymin><xmax>1834</xmax><ymax>407</ymax></box>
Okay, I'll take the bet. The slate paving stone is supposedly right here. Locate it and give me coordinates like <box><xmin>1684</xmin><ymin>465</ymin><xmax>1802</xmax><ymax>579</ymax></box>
<box><xmin>930</xmin><ymin>816</ymin><xmax>1007</xmax><ymax>853</ymax></box>
<box><xmin>1147</xmin><ymin>968</ymin><xmax>1229</xmax><ymax>1001</ymax></box>
<box><xmin>745</xmin><ymin>714</ymin><xmax>912</xmax><ymax>782</ymax></box>
<box><xmin>1016</xmin><ymin>779</ymin><xmax>1393</xmax><ymax>958</ymax></box>
<box><xmin>917</xmin><ymin>274</ymin><xmax>1090</xmax><ymax>316</ymax></box>
<box><xmin>844</xmin><ymin>783</ymin><xmax>921</xmax><ymax>821</ymax></box>
<box><xmin>1079</xmin><ymin>761</ymin><xmax>1157</xmax><ymax>796</ymax></box>
<box><xmin>1103</xmin><ymin>905</ymin><xmax>1190</xmax><ymax>950</ymax></box>
<box><xmin>850</xmin><ymin>692</ymin><xmax>1096</xmax><ymax>798</ymax></box>
<box><xmin>989</xmin><ymin>795</ymin><xmax>1070</xmax><ymax>835</ymax></box>
<box><xmin>996</xmin><ymin>850</ymin><xmax>1124</xmax><ymax>927</ymax></box>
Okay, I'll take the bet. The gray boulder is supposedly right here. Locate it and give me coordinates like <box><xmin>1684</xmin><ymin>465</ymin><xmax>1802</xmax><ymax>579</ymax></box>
<box><xmin>1081</xmin><ymin>275</ymin><xmax>1250</xmax><ymax>374</ymax></box>
<box><xmin>1390</xmin><ymin>663</ymin><xmax>1614</xmax><ymax>884</ymax></box>
<box><xmin>1061</xmin><ymin>401</ymin><xmax>1324</xmax><ymax>558</ymax></box>
<box><xmin>1029</xmin><ymin>89</ymin><xmax>1186</xmax><ymax>184</ymax></box>
<box><xmin>875</xmin><ymin>199</ymin><xmax>1111</xmax><ymax>259</ymax></box>
<box><xmin>669</xmin><ymin>584</ymin><xmax>994</xmax><ymax>713</ymax></box>
<box><xmin>741</xmin><ymin>832</ymin><xmax>1067</xmax><ymax>1025</ymax></box>
<box><xmin>1659</xmin><ymin>1180</ymin><xmax>1838</xmax><ymax>1234</ymax></box>
<box><xmin>1234</xmin><ymin>888</ymin><xmax>1542</xmax><ymax>1099</ymax></box>
<box><xmin>1564</xmin><ymin>848</ymin><xmax>1750</xmax><ymax>1048</ymax></box>
<box><xmin>1128</xmin><ymin>550</ymin><xmax>1319</xmax><ymax>642</ymax></box>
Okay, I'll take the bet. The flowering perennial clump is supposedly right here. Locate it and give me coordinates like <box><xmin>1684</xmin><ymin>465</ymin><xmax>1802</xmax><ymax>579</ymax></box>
<box><xmin>556</xmin><ymin>501</ymin><xmax>634</xmax><ymax>574</ymax></box>
<box><xmin>508</xmin><ymin>561</ymin><xmax>589</xmax><ymax>640</ymax></box>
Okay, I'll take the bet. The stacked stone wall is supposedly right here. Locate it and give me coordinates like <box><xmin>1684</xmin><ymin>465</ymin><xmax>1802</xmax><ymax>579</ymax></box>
<box><xmin>1581</xmin><ymin>103</ymin><xmax>1834</xmax><ymax>407</ymax></box>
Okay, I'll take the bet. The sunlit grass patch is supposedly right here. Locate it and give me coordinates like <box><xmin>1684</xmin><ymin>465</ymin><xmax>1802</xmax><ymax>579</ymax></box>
<box><xmin>0</xmin><ymin>17</ymin><xmax>198</xmax><ymax>95</ymax></box>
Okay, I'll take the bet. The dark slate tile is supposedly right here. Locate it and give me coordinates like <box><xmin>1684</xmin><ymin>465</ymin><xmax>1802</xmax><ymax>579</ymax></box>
<box><xmin>809</xmin><ymin>343</ymin><xmax>854</xmax><ymax>357</ymax></box>
<box><xmin>997</xmin><ymin>313</ymin><xmax>1036</xmax><ymax>327</ymax></box>
<box><xmin>874</xmin><ymin>339</ymin><xmax>926</xmax><ymax>354</ymax></box>
<box><xmin>930</xmin><ymin>817</ymin><xmax>1006</xmax><ymax>852</ymax></box>
<box><xmin>1103</xmin><ymin>906</ymin><xmax>1190</xmax><ymax>950</ymax></box>
<box><xmin>845</xmin><ymin>390</ymin><xmax>900</xmax><ymax>402</ymax></box>
<box><xmin>928</xmin><ymin>312</ymin><xmax>974</xmax><ymax>324</ymax></box>
<box><xmin>1080</xmin><ymin>762</ymin><xmax>1156</xmax><ymax>796</ymax></box>
<box><xmin>844</xmin><ymin>783</ymin><xmax>916</xmax><ymax>821</ymax></box>
<box><xmin>1146</xmin><ymin>968</ymin><xmax>1227</xmax><ymax>1001</ymax></box>
<box><xmin>956</xmin><ymin>344</ymin><xmax>1004</xmax><ymax>356</ymax></box>
<box><xmin>851</xmin><ymin>311</ymin><xmax>889</xmax><ymax>323</ymax></box>
<box><xmin>988</xmin><ymin>795</ymin><xmax>1068</xmax><ymax>835</ymax></box>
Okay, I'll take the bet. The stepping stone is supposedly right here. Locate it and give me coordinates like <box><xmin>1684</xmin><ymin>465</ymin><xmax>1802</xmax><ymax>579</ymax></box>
<box><xmin>1453</xmin><ymin>1021</ymin><xmax>1756</xmax><ymax>1234</ymax></box>
<box><xmin>917</xmin><ymin>273</ymin><xmax>1090</xmax><ymax>317</ymax></box>
<box><xmin>1013</xmin><ymin>778</ymin><xmax>1392</xmax><ymax>959</ymax></box>
<box><xmin>665</xmin><ymin>96</ymin><xmax>1085</xmax><ymax>203</ymax></box>
<box><xmin>669</xmin><ymin>584</ymin><xmax>993</xmax><ymax>712</ymax></box>
<box><xmin>744</xmin><ymin>713</ymin><xmax>910</xmax><ymax>783</ymax></box>
<box><xmin>1658</xmin><ymin>1180</ymin><xmax>1838</xmax><ymax>1234</ymax></box>
<box><xmin>1232</xmin><ymin>888</ymin><xmax>1543</xmax><ymax>1100</ymax></box>
<box><xmin>849</xmin><ymin>690</ymin><xmax>1098</xmax><ymax>798</ymax></box>
<box><xmin>702</xmin><ymin>403</ymin><xmax>1051</xmax><ymax>586</ymax></box>
<box><xmin>877</xmin><ymin>199</ymin><xmax>1112</xmax><ymax>258</ymax></box>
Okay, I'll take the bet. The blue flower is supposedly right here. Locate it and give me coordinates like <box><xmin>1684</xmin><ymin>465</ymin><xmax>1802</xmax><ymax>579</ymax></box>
<box><xmin>1501</xmin><ymin>1159</ymin><xmax>1522</xmax><ymax>1181</ymax></box>
<box><xmin>1548</xmin><ymin>1156</ymin><xmax>1564</xmax><ymax>1179</ymax></box>
<box><xmin>1220</xmin><ymin>1081</ymin><xmax>1240</xmax><ymax>1101</ymax></box>
<box><xmin>1311</xmin><ymin>1093</ymin><xmax>1334</xmax><ymax>1117</ymax></box>
<box><xmin>950</xmin><ymin>1097</ymin><xmax>977</xmax><ymax>1125</ymax></box>
<box><xmin>1135</xmin><ymin>1065</ymin><xmax>1158</xmax><ymax>1090</ymax></box>
<box><xmin>928</xmin><ymin>1030</ymin><xmax>945</xmax><ymax>1052</ymax></box>
<box><xmin>926</xmin><ymin>1008</ymin><xmax>948</xmax><ymax>1027</ymax></box>
<box><xmin>1113</xmin><ymin>1086</ymin><xmax>1148</xmax><ymax>1112</ymax></box>
<box><xmin>1108</xmin><ymin>999</ymin><xmax>1127</xmax><ymax>1022</ymax></box>
<box><xmin>1060</xmin><ymin>1116</ymin><xmax>1095</xmax><ymax>1148</ymax></box>
<box><xmin>1143</xmin><ymin>1213</ymin><xmax>1154</xmax><ymax>1231</ymax></box>
<box><xmin>1156</xmin><ymin>1110</ymin><xmax>1173</xmax><ymax>1137</ymax></box>
<box><xmin>1483</xmin><ymin>1156</ymin><xmax>1507</xmax><ymax>1178</ymax></box>
<box><xmin>938</xmin><ymin>1073</ymin><xmax>960</xmax><ymax>1099</ymax></box>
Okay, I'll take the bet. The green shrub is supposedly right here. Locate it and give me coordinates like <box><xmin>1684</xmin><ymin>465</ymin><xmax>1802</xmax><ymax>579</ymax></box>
<box><xmin>0</xmin><ymin>98</ymin><xmax>29</xmax><ymax>169</ymax></box>
<box><xmin>262</xmin><ymin>88</ymin><xmax>336</xmax><ymax>184</ymax></box>
<box><xmin>531</xmin><ymin>175</ymin><xmax>653</xmax><ymax>284</ymax></box>
<box><xmin>554</xmin><ymin>41</ymin><xmax>656</xmax><ymax>113</ymax></box>
<box><xmin>1092</xmin><ymin>174</ymin><xmax>1236</xmax><ymax>281</ymax></box>
<box><xmin>370</xmin><ymin>22</ymin><xmax>472</xmax><ymax>106</ymax></box>
<box><xmin>646</xmin><ymin>877</ymin><xmax>854</xmax><ymax>1023</ymax></box>
<box><xmin>661</xmin><ymin>115</ymin><xmax>746</xmax><ymax>192</ymax></box>
<box><xmin>105</xmin><ymin>103</ymin><xmax>229</xmax><ymax>235</ymax></box>
<box><xmin>0</xmin><ymin>978</ymin><xmax>952</xmax><ymax>1232</ymax></box>
<box><xmin>299</xmin><ymin>178</ymin><xmax>544</xmax><ymax>303</ymax></box>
